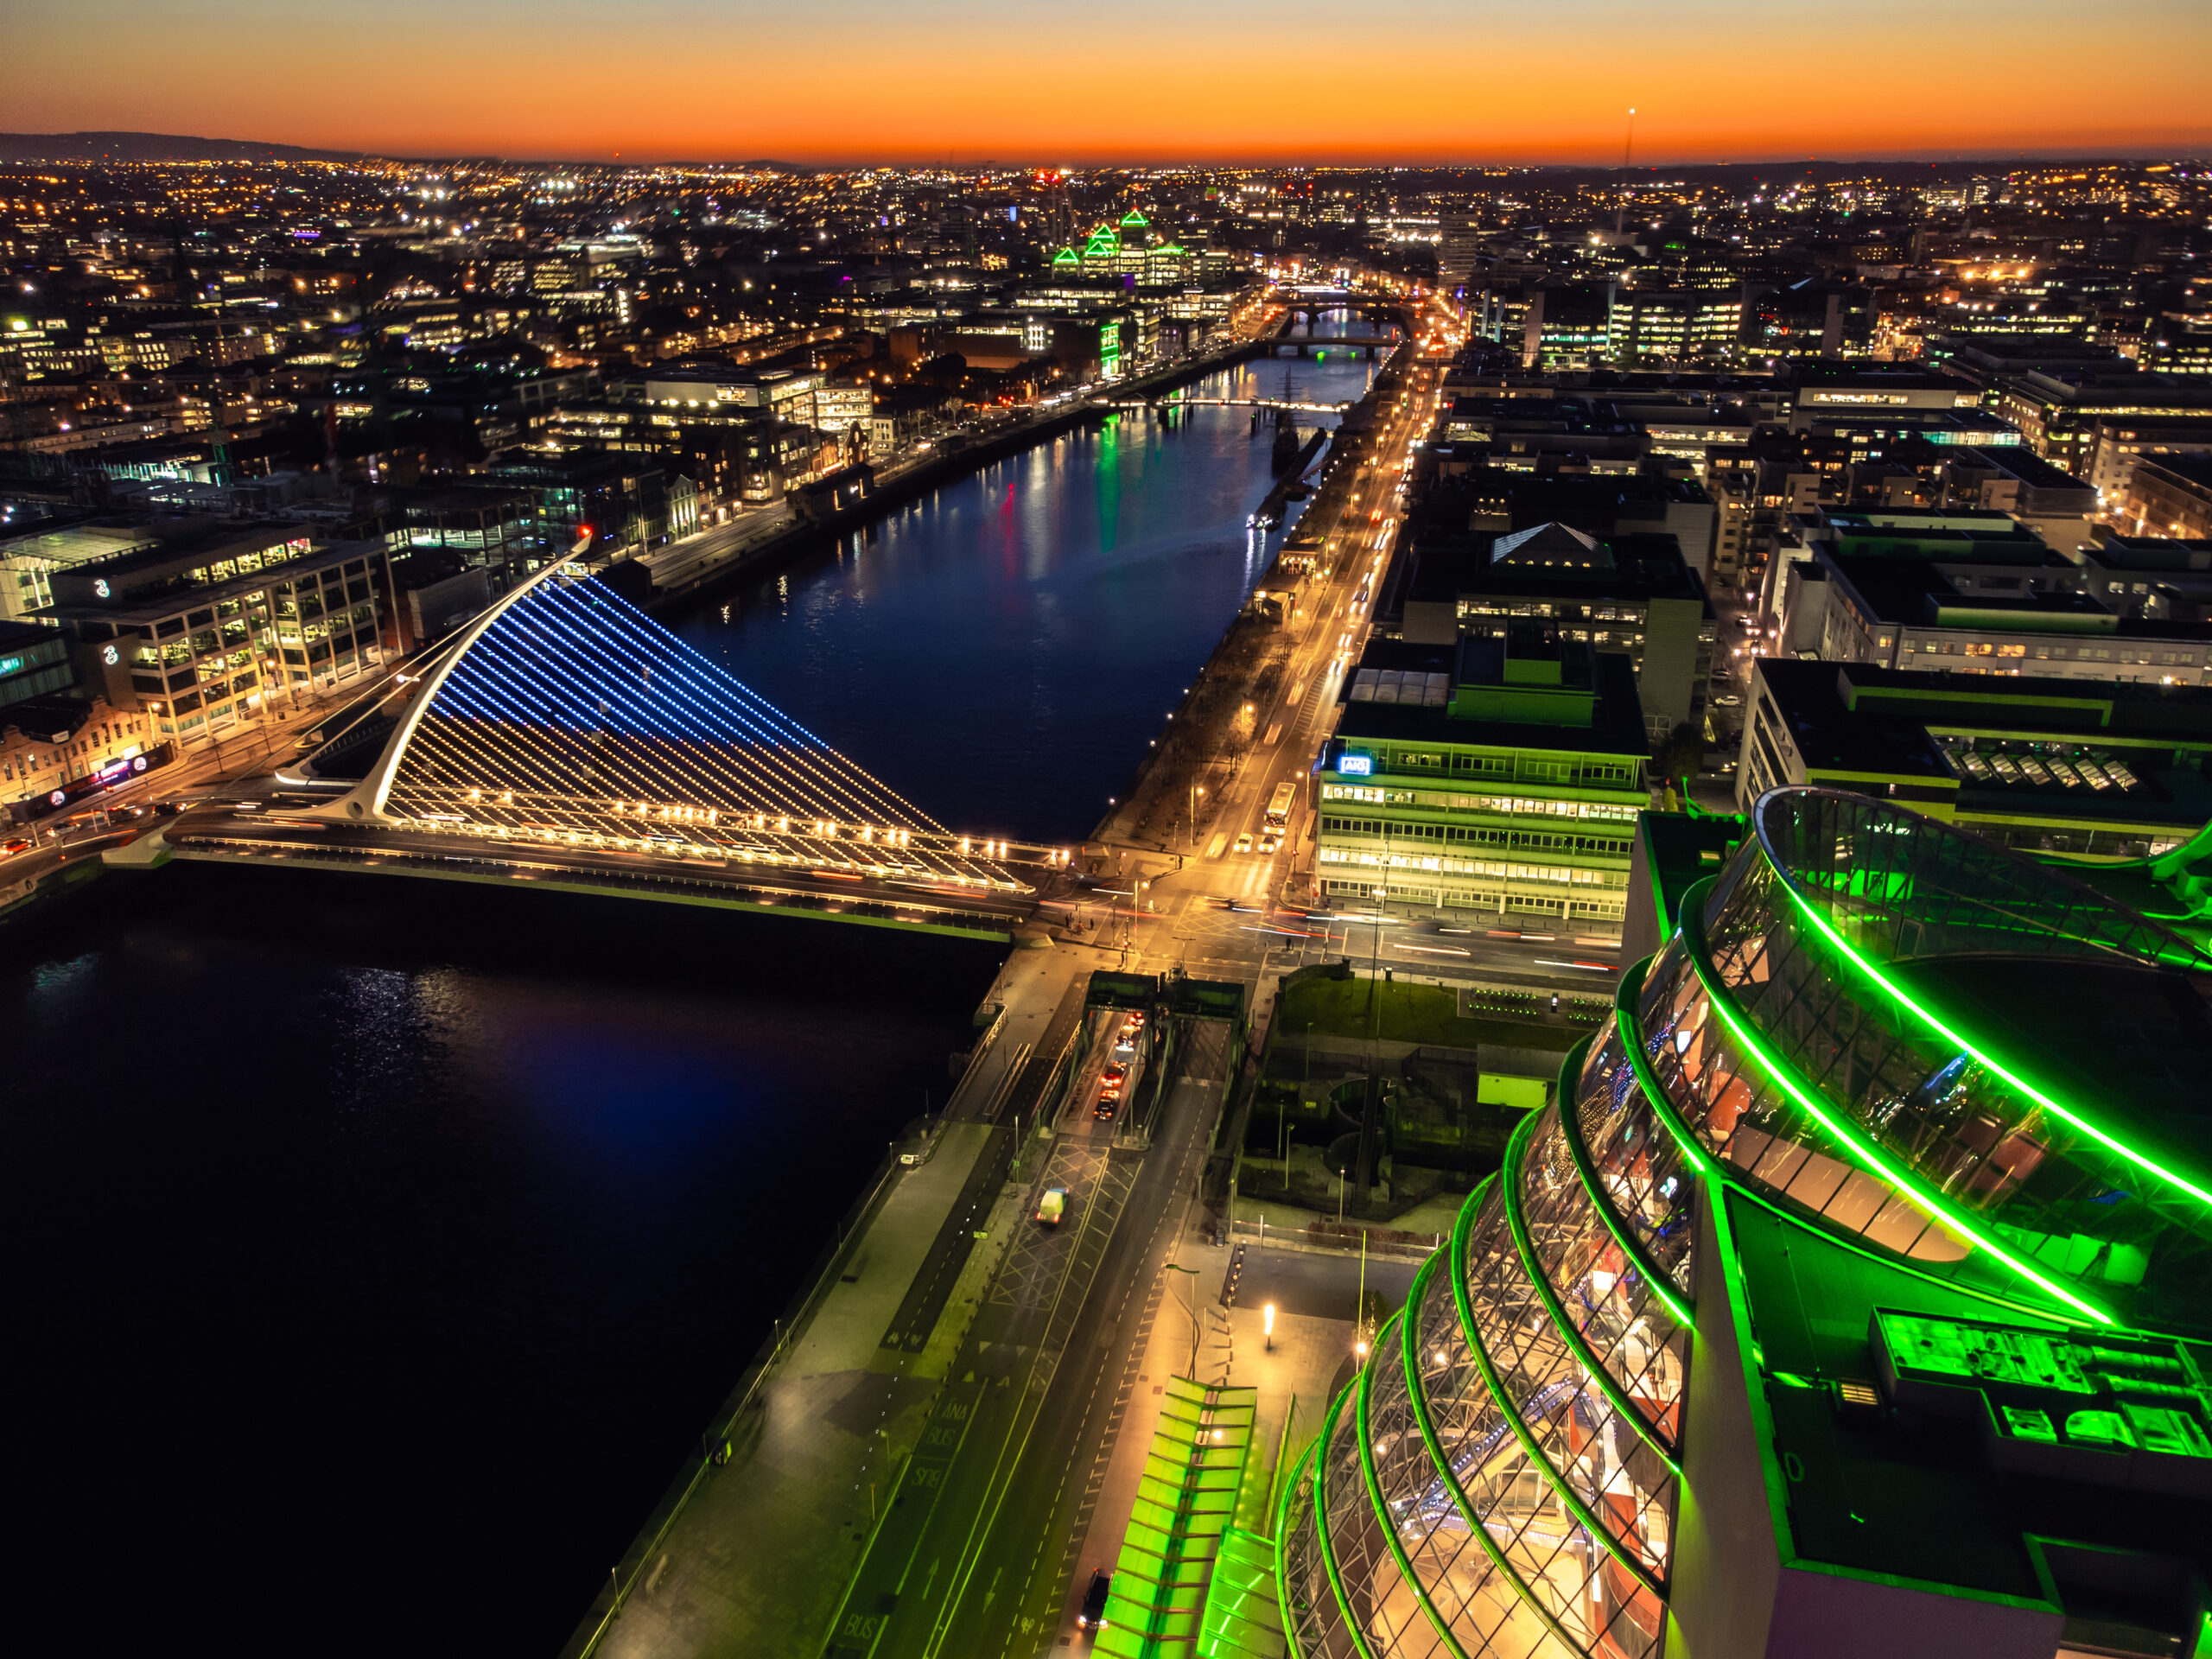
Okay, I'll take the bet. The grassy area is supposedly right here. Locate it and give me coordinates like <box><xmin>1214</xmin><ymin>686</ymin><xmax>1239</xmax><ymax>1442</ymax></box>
<box><xmin>1273</xmin><ymin>973</ymin><xmax>1582</xmax><ymax>1053</ymax></box>
<box><xmin>1275</xmin><ymin>975</ymin><xmax>1473</xmax><ymax>1047</ymax></box>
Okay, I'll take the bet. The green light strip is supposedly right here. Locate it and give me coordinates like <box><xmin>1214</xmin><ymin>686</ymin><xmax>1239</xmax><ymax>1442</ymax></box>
<box><xmin>1309</xmin><ymin>1382</ymin><xmax>1382</xmax><ymax>1659</ymax></box>
<box><xmin>1675</xmin><ymin>887</ymin><xmax>2115</xmax><ymax>1326</ymax></box>
<box><xmin>1621</xmin><ymin>959</ymin><xmax>2082</xmax><ymax>1333</ymax></box>
<box><xmin>1552</xmin><ymin>1031</ymin><xmax>1698</xmax><ymax>1330</ymax></box>
<box><xmin>1274</xmin><ymin>1436</ymin><xmax>1317</xmax><ymax>1659</ymax></box>
<box><xmin>1356</xmin><ymin>1313</ymin><xmax>1475</xmax><ymax>1659</ymax></box>
<box><xmin>1400</xmin><ymin>1254</ymin><xmax>1592</xmax><ymax>1659</ymax></box>
<box><xmin>1449</xmin><ymin>1178</ymin><xmax>1669</xmax><ymax>1599</ymax></box>
<box><xmin>1500</xmin><ymin>1104</ymin><xmax>1683</xmax><ymax>1472</ymax></box>
<box><xmin>1777</xmin><ymin>875</ymin><xmax>2212</xmax><ymax>1215</ymax></box>
<box><xmin>1609</xmin><ymin>970</ymin><xmax>1713</xmax><ymax>1180</ymax></box>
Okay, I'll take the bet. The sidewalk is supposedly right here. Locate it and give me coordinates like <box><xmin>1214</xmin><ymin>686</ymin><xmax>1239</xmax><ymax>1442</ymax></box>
<box><xmin>577</xmin><ymin>944</ymin><xmax>1088</xmax><ymax>1659</ymax></box>
<box><xmin>1047</xmin><ymin>1228</ymin><xmax>1360</xmax><ymax>1648</ymax></box>
<box><xmin>594</xmin><ymin>1122</ymin><xmax>998</xmax><ymax>1659</ymax></box>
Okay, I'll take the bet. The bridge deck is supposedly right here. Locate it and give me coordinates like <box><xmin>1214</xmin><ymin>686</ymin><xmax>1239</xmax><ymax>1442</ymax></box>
<box><xmin>159</xmin><ymin>812</ymin><xmax>1038</xmax><ymax>939</ymax></box>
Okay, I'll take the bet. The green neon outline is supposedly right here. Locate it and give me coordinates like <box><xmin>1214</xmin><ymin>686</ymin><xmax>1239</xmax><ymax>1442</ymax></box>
<box><xmin>1356</xmin><ymin>1312</ymin><xmax>1475</xmax><ymax>1659</ymax></box>
<box><xmin>1400</xmin><ymin>1252</ymin><xmax>1592</xmax><ymax>1659</ymax></box>
<box><xmin>1274</xmin><ymin>1436</ymin><xmax>1317</xmax><ymax>1659</ymax></box>
<box><xmin>1449</xmin><ymin>1178</ymin><xmax>1669</xmax><ymax>1599</ymax></box>
<box><xmin>1310</xmin><ymin>1382</ymin><xmax>1382</xmax><ymax>1659</ymax></box>
<box><xmin>1775</xmin><ymin>874</ymin><xmax>2212</xmax><ymax>1215</ymax></box>
<box><xmin>1551</xmin><ymin>1033</ymin><xmax>1698</xmax><ymax>1330</ymax></box>
<box><xmin>1675</xmin><ymin>883</ymin><xmax>2115</xmax><ymax>1326</ymax></box>
<box><xmin>1609</xmin><ymin>977</ymin><xmax>1713</xmax><ymax>1179</ymax></box>
<box><xmin>1617</xmin><ymin>959</ymin><xmax>2082</xmax><ymax>1332</ymax></box>
<box><xmin>1500</xmin><ymin>1105</ymin><xmax>1683</xmax><ymax>1471</ymax></box>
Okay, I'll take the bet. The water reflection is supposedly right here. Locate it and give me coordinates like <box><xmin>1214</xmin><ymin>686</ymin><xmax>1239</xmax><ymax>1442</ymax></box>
<box><xmin>671</xmin><ymin>357</ymin><xmax>1376</xmax><ymax>842</ymax></box>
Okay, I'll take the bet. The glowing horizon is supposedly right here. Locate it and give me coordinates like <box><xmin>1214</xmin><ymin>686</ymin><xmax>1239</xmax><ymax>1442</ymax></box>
<box><xmin>8</xmin><ymin>0</ymin><xmax>2210</xmax><ymax>168</ymax></box>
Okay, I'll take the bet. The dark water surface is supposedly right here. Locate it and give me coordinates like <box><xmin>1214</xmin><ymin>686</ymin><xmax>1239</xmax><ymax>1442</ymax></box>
<box><xmin>3</xmin><ymin>346</ymin><xmax>1383</xmax><ymax>1656</ymax></box>
<box><xmin>671</xmin><ymin>353</ymin><xmax>1380</xmax><ymax>842</ymax></box>
<box><xmin>3</xmin><ymin>868</ymin><xmax>998</xmax><ymax>1655</ymax></box>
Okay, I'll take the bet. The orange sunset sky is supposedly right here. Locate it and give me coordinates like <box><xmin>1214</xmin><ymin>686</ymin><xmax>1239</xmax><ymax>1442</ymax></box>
<box><xmin>7</xmin><ymin>0</ymin><xmax>2210</xmax><ymax>164</ymax></box>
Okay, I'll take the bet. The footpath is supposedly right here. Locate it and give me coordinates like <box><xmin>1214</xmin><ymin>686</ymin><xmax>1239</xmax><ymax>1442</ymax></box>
<box><xmin>569</xmin><ymin>941</ymin><xmax>1096</xmax><ymax>1659</ymax></box>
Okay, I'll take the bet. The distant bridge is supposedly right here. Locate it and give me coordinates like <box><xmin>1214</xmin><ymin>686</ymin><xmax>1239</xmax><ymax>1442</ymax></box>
<box><xmin>1104</xmin><ymin>396</ymin><xmax>1353</xmax><ymax>415</ymax></box>
<box><xmin>147</xmin><ymin>546</ymin><xmax>1071</xmax><ymax>938</ymax></box>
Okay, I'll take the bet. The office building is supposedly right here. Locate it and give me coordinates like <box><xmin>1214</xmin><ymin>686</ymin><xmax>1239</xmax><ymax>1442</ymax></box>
<box><xmin>1279</xmin><ymin>785</ymin><xmax>2212</xmax><ymax>1659</ymax></box>
<box><xmin>1397</xmin><ymin>519</ymin><xmax>1715</xmax><ymax>745</ymax></box>
<box><xmin>2123</xmin><ymin>454</ymin><xmax>2212</xmax><ymax>541</ymax></box>
<box><xmin>1811</xmin><ymin>550</ymin><xmax>2212</xmax><ymax>686</ymax></box>
<box><xmin>1313</xmin><ymin>632</ymin><xmax>1648</xmax><ymax>925</ymax></box>
<box><xmin>40</xmin><ymin>522</ymin><xmax>396</xmax><ymax>753</ymax></box>
<box><xmin>1737</xmin><ymin>658</ymin><xmax>2212</xmax><ymax>859</ymax></box>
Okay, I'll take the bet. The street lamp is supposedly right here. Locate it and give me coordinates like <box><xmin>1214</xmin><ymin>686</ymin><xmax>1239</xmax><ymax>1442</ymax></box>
<box><xmin>1263</xmin><ymin>1301</ymin><xmax>1276</xmax><ymax>1352</ymax></box>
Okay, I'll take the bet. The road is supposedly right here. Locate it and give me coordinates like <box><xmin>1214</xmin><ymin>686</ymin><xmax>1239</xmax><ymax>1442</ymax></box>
<box><xmin>151</xmin><ymin>807</ymin><xmax>1041</xmax><ymax>932</ymax></box>
<box><xmin>833</xmin><ymin>293</ymin><xmax>1623</xmax><ymax>1659</ymax></box>
<box><xmin>822</xmin><ymin>1014</ymin><xmax>1226</xmax><ymax>1659</ymax></box>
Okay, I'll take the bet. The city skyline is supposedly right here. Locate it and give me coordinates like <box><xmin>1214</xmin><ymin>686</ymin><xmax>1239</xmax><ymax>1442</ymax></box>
<box><xmin>9</xmin><ymin>0</ymin><xmax>2212</xmax><ymax>166</ymax></box>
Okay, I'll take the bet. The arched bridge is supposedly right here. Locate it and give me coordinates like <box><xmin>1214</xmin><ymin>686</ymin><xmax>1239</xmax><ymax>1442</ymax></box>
<box><xmin>153</xmin><ymin>550</ymin><xmax>1073</xmax><ymax>938</ymax></box>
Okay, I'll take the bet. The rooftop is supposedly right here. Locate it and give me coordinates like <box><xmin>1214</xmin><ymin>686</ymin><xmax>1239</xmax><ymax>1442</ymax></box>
<box><xmin>1332</xmin><ymin>634</ymin><xmax>1648</xmax><ymax>758</ymax></box>
<box><xmin>1728</xmin><ymin>1187</ymin><xmax>2212</xmax><ymax>1618</ymax></box>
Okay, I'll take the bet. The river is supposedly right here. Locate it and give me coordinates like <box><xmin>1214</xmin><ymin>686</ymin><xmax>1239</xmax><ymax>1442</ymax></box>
<box><xmin>0</xmin><ymin>339</ymin><xmax>1385</xmax><ymax>1656</ymax></box>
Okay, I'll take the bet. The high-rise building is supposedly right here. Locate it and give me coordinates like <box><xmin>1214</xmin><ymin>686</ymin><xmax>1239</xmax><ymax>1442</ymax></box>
<box><xmin>1276</xmin><ymin>786</ymin><xmax>2212</xmax><ymax>1659</ymax></box>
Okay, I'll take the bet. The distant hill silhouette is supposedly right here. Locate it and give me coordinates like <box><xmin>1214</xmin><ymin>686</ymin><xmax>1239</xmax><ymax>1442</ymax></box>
<box><xmin>0</xmin><ymin>130</ymin><xmax>361</xmax><ymax>163</ymax></box>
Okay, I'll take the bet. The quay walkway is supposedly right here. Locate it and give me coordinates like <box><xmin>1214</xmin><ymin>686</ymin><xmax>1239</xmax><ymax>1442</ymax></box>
<box><xmin>562</xmin><ymin>939</ymin><xmax>1095</xmax><ymax>1659</ymax></box>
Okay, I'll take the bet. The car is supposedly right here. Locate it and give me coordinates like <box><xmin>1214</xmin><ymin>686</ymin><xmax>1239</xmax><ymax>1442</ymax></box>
<box><xmin>1036</xmin><ymin>1185</ymin><xmax>1068</xmax><ymax>1226</ymax></box>
<box><xmin>1257</xmin><ymin>831</ymin><xmax>1281</xmax><ymax>854</ymax></box>
<box><xmin>1</xmin><ymin>837</ymin><xmax>29</xmax><ymax>857</ymax></box>
<box><xmin>1094</xmin><ymin>1094</ymin><xmax>1119</xmax><ymax>1121</ymax></box>
<box><xmin>1102</xmin><ymin>1062</ymin><xmax>1128</xmax><ymax>1089</ymax></box>
<box><xmin>1714</xmin><ymin>694</ymin><xmax>1743</xmax><ymax>707</ymax></box>
<box><xmin>1233</xmin><ymin>833</ymin><xmax>1255</xmax><ymax>854</ymax></box>
<box><xmin>1122</xmin><ymin>1011</ymin><xmax>1145</xmax><ymax>1033</ymax></box>
<box><xmin>1079</xmin><ymin>1569</ymin><xmax>1113</xmax><ymax>1632</ymax></box>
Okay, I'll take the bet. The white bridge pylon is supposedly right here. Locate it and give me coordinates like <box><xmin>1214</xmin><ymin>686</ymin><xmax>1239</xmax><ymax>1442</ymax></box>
<box><xmin>327</xmin><ymin>555</ymin><xmax>1059</xmax><ymax>893</ymax></box>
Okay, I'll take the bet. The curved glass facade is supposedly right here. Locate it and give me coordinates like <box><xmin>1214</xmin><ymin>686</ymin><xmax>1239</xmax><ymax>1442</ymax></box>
<box><xmin>1277</xmin><ymin>787</ymin><xmax>2212</xmax><ymax>1657</ymax></box>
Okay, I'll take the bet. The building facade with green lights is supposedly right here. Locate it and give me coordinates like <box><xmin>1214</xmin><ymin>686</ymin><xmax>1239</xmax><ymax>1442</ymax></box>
<box><xmin>1277</xmin><ymin>786</ymin><xmax>2212</xmax><ymax>1659</ymax></box>
<box><xmin>1315</xmin><ymin>632</ymin><xmax>1649</xmax><ymax>925</ymax></box>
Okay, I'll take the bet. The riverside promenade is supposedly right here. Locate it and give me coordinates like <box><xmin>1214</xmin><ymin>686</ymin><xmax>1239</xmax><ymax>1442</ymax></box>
<box><xmin>562</xmin><ymin>938</ymin><xmax>1093</xmax><ymax>1659</ymax></box>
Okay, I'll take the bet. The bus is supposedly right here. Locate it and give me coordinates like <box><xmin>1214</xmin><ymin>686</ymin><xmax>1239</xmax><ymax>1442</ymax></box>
<box><xmin>1265</xmin><ymin>781</ymin><xmax>1298</xmax><ymax>830</ymax></box>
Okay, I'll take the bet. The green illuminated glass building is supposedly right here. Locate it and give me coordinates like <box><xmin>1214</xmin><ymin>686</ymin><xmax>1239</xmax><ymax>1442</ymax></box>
<box><xmin>1277</xmin><ymin>786</ymin><xmax>2212</xmax><ymax>1659</ymax></box>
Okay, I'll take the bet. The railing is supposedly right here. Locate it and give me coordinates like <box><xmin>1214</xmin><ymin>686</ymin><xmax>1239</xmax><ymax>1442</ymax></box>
<box><xmin>1230</xmin><ymin>1213</ymin><xmax>1443</xmax><ymax>1262</ymax></box>
<box><xmin>169</xmin><ymin>834</ymin><xmax>1022</xmax><ymax>933</ymax></box>
<box><xmin>559</xmin><ymin>1141</ymin><xmax>913</xmax><ymax>1659</ymax></box>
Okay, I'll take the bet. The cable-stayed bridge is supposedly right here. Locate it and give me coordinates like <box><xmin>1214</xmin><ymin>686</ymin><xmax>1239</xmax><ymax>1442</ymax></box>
<box><xmin>149</xmin><ymin>553</ymin><xmax>1076</xmax><ymax>937</ymax></box>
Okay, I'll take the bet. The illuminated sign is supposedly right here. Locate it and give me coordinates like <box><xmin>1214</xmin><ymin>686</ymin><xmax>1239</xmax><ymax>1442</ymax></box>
<box><xmin>102</xmin><ymin>644</ymin><xmax>120</xmax><ymax>666</ymax></box>
<box><xmin>93</xmin><ymin>578</ymin><xmax>111</xmax><ymax>598</ymax></box>
<box><xmin>1338</xmin><ymin>751</ymin><xmax>1374</xmax><ymax>777</ymax></box>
